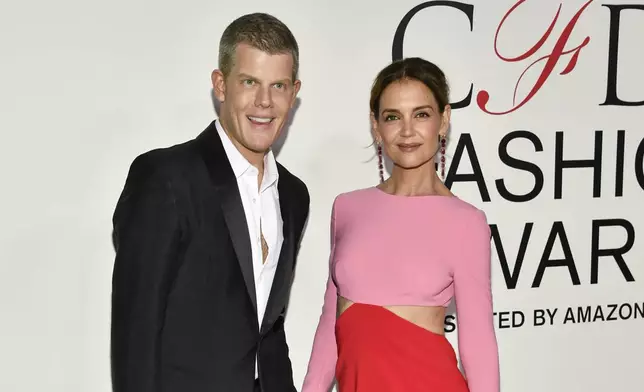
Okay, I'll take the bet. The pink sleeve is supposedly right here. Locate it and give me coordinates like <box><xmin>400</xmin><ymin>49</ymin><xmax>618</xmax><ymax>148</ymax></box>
<box><xmin>453</xmin><ymin>210</ymin><xmax>500</xmax><ymax>392</ymax></box>
<box><xmin>301</xmin><ymin>198</ymin><xmax>339</xmax><ymax>392</ymax></box>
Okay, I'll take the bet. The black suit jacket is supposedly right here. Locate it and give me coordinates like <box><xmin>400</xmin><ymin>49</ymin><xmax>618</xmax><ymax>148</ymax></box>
<box><xmin>110</xmin><ymin>120</ymin><xmax>309</xmax><ymax>392</ymax></box>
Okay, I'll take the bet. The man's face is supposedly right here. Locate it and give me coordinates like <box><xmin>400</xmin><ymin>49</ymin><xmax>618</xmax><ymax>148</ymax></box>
<box><xmin>212</xmin><ymin>43</ymin><xmax>300</xmax><ymax>163</ymax></box>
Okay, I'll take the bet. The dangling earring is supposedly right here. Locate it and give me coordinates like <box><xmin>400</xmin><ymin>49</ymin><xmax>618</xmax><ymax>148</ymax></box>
<box><xmin>377</xmin><ymin>142</ymin><xmax>384</xmax><ymax>184</ymax></box>
<box><xmin>440</xmin><ymin>135</ymin><xmax>446</xmax><ymax>181</ymax></box>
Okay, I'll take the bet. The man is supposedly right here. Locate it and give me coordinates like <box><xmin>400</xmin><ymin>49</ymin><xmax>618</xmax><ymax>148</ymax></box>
<box><xmin>110</xmin><ymin>13</ymin><xmax>308</xmax><ymax>392</ymax></box>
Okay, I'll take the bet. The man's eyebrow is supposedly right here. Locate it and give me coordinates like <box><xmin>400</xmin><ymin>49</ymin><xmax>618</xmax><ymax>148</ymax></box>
<box><xmin>237</xmin><ymin>73</ymin><xmax>292</xmax><ymax>84</ymax></box>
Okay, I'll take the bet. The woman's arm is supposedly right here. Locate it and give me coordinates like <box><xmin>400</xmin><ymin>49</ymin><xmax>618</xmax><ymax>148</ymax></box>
<box><xmin>453</xmin><ymin>209</ymin><xmax>500</xmax><ymax>392</ymax></box>
<box><xmin>301</xmin><ymin>197</ymin><xmax>341</xmax><ymax>392</ymax></box>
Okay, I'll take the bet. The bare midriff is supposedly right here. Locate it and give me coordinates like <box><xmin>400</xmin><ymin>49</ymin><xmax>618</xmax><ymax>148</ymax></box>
<box><xmin>337</xmin><ymin>296</ymin><xmax>446</xmax><ymax>335</ymax></box>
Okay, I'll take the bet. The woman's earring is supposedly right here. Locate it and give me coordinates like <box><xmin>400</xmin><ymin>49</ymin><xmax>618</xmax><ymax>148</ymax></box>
<box><xmin>440</xmin><ymin>135</ymin><xmax>446</xmax><ymax>181</ymax></box>
<box><xmin>377</xmin><ymin>142</ymin><xmax>384</xmax><ymax>184</ymax></box>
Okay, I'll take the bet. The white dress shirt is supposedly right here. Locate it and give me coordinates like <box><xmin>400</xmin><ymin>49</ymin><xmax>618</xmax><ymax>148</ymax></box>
<box><xmin>215</xmin><ymin>120</ymin><xmax>283</xmax><ymax>377</ymax></box>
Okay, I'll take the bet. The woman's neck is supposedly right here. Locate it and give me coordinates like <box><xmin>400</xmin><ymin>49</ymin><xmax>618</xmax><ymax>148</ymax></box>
<box><xmin>380</xmin><ymin>163</ymin><xmax>451</xmax><ymax>197</ymax></box>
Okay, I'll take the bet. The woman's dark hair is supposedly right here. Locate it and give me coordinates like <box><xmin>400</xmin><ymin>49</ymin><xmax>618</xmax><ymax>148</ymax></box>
<box><xmin>370</xmin><ymin>57</ymin><xmax>450</xmax><ymax>118</ymax></box>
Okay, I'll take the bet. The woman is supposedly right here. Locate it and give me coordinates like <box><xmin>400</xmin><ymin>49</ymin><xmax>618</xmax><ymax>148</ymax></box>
<box><xmin>301</xmin><ymin>57</ymin><xmax>499</xmax><ymax>392</ymax></box>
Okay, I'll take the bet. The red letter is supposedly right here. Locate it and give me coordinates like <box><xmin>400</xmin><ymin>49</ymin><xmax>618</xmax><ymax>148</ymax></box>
<box><xmin>477</xmin><ymin>0</ymin><xmax>593</xmax><ymax>115</ymax></box>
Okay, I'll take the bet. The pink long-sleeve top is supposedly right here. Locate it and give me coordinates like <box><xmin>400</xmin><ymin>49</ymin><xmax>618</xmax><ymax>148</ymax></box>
<box><xmin>301</xmin><ymin>186</ymin><xmax>499</xmax><ymax>392</ymax></box>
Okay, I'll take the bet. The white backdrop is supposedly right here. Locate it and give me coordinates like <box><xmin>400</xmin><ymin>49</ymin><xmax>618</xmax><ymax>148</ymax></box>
<box><xmin>1</xmin><ymin>0</ymin><xmax>643</xmax><ymax>391</ymax></box>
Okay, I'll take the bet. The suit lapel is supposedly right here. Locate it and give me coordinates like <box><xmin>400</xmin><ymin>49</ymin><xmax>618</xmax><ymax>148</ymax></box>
<box><xmin>261</xmin><ymin>168</ymin><xmax>296</xmax><ymax>333</ymax></box>
<box><xmin>197</xmin><ymin>121</ymin><xmax>298</xmax><ymax>331</ymax></box>
<box><xmin>220</xmin><ymin>184</ymin><xmax>257</xmax><ymax>312</ymax></box>
<box><xmin>196</xmin><ymin>121</ymin><xmax>257</xmax><ymax>313</ymax></box>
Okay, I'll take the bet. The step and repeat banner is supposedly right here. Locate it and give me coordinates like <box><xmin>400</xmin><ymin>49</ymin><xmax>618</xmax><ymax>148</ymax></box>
<box><xmin>294</xmin><ymin>2</ymin><xmax>643</xmax><ymax>391</ymax></box>
<box><xmin>367</xmin><ymin>3</ymin><xmax>644</xmax><ymax>392</ymax></box>
<box><xmin>1</xmin><ymin>0</ymin><xmax>641</xmax><ymax>391</ymax></box>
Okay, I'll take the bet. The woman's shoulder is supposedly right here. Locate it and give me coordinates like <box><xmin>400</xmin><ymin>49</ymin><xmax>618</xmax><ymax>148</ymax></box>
<box><xmin>332</xmin><ymin>186</ymin><xmax>377</xmax><ymax>206</ymax></box>
<box><xmin>445</xmin><ymin>196</ymin><xmax>490</xmax><ymax>235</ymax></box>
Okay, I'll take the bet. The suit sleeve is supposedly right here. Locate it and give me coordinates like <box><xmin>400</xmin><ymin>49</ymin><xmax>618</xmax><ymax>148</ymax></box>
<box><xmin>453</xmin><ymin>209</ymin><xmax>500</xmax><ymax>392</ymax></box>
<box><xmin>110</xmin><ymin>155</ymin><xmax>183</xmax><ymax>392</ymax></box>
<box><xmin>295</xmin><ymin>181</ymin><xmax>310</xmax><ymax>256</ymax></box>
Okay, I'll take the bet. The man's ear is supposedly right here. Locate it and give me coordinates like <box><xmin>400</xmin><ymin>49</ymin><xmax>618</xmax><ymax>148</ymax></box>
<box><xmin>290</xmin><ymin>79</ymin><xmax>301</xmax><ymax>107</ymax></box>
<box><xmin>212</xmin><ymin>69</ymin><xmax>226</xmax><ymax>102</ymax></box>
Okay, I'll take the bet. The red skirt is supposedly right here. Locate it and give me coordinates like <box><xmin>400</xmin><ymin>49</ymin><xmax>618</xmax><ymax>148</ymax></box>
<box><xmin>335</xmin><ymin>303</ymin><xmax>469</xmax><ymax>392</ymax></box>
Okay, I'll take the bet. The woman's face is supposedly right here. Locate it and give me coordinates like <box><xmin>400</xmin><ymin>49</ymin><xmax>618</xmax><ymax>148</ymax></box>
<box><xmin>371</xmin><ymin>78</ymin><xmax>450</xmax><ymax>171</ymax></box>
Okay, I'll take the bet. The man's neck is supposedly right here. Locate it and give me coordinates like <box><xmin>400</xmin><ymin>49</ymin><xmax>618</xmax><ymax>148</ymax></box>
<box><xmin>219</xmin><ymin>117</ymin><xmax>266</xmax><ymax>175</ymax></box>
<box><xmin>248</xmin><ymin>153</ymin><xmax>265</xmax><ymax>174</ymax></box>
<box><xmin>236</xmin><ymin>143</ymin><xmax>265</xmax><ymax>190</ymax></box>
<box><xmin>257</xmin><ymin>169</ymin><xmax>264</xmax><ymax>191</ymax></box>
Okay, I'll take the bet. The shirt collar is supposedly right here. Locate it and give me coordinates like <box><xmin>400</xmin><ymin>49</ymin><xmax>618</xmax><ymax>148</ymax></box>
<box><xmin>215</xmin><ymin>119</ymin><xmax>279</xmax><ymax>189</ymax></box>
